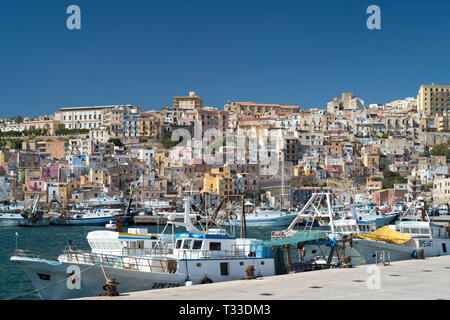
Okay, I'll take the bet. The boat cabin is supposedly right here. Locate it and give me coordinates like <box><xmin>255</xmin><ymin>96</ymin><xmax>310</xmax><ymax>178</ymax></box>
<box><xmin>173</xmin><ymin>229</ymin><xmax>271</xmax><ymax>259</ymax></box>
<box><xmin>390</xmin><ymin>221</ymin><xmax>450</xmax><ymax>240</ymax></box>
<box><xmin>86</xmin><ymin>228</ymin><xmax>174</xmax><ymax>256</ymax></box>
<box><xmin>333</xmin><ymin>219</ymin><xmax>376</xmax><ymax>235</ymax></box>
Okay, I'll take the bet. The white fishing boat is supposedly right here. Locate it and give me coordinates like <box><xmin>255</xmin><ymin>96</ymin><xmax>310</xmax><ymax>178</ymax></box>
<box><xmin>10</xmin><ymin>198</ymin><xmax>275</xmax><ymax>300</ymax></box>
<box><xmin>0</xmin><ymin>197</ymin><xmax>50</xmax><ymax>227</ymax></box>
<box><xmin>273</xmin><ymin>192</ymin><xmax>450</xmax><ymax>266</ymax></box>
<box><xmin>52</xmin><ymin>208</ymin><xmax>127</xmax><ymax>226</ymax></box>
<box><xmin>82</xmin><ymin>195</ymin><xmax>126</xmax><ymax>207</ymax></box>
<box><xmin>138</xmin><ymin>199</ymin><xmax>177</xmax><ymax>211</ymax></box>
<box><xmin>350</xmin><ymin>202</ymin><xmax>450</xmax><ymax>264</ymax></box>
<box><xmin>224</xmin><ymin>206</ymin><xmax>298</xmax><ymax>227</ymax></box>
<box><xmin>346</xmin><ymin>205</ymin><xmax>399</xmax><ymax>228</ymax></box>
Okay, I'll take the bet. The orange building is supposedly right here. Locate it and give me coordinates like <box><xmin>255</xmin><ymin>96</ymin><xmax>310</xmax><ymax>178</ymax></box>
<box><xmin>46</xmin><ymin>141</ymin><xmax>68</xmax><ymax>160</ymax></box>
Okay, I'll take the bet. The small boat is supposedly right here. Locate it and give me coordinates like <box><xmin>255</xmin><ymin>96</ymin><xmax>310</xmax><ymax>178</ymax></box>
<box><xmin>105</xmin><ymin>220</ymin><xmax>117</xmax><ymax>230</ymax></box>
<box><xmin>138</xmin><ymin>199</ymin><xmax>177</xmax><ymax>211</ymax></box>
<box><xmin>80</xmin><ymin>195</ymin><xmax>127</xmax><ymax>208</ymax></box>
<box><xmin>223</xmin><ymin>206</ymin><xmax>298</xmax><ymax>227</ymax></box>
<box><xmin>52</xmin><ymin>208</ymin><xmax>131</xmax><ymax>226</ymax></box>
<box><xmin>0</xmin><ymin>197</ymin><xmax>50</xmax><ymax>227</ymax></box>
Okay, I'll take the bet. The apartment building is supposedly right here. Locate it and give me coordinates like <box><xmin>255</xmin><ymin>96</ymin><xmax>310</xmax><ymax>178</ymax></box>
<box><xmin>174</xmin><ymin>91</ymin><xmax>203</xmax><ymax>110</ymax></box>
<box><xmin>417</xmin><ymin>84</ymin><xmax>450</xmax><ymax>115</ymax></box>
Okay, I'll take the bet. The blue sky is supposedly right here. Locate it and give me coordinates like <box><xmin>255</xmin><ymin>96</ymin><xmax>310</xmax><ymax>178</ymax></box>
<box><xmin>0</xmin><ymin>0</ymin><xmax>449</xmax><ymax>118</ymax></box>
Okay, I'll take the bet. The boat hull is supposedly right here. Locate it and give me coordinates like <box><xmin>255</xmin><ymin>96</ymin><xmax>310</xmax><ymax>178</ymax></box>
<box><xmin>225</xmin><ymin>213</ymin><xmax>298</xmax><ymax>227</ymax></box>
<box><xmin>10</xmin><ymin>257</ymin><xmax>186</xmax><ymax>300</ymax></box>
<box><xmin>11</xmin><ymin>255</ymin><xmax>275</xmax><ymax>300</ymax></box>
<box><xmin>50</xmin><ymin>215</ymin><xmax>133</xmax><ymax>226</ymax></box>
<box><xmin>302</xmin><ymin>237</ymin><xmax>450</xmax><ymax>265</ymax></box>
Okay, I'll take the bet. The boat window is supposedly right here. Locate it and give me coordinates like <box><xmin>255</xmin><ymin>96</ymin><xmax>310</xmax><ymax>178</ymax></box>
<box><xmin>138</xmin><ymin>240</ymin><xmax>144</xmax><ymax>249</ymax></box>
<box><xmin>183</xmin><ymin>239</ymin><xmax>192</xmax><ymax>249</ymax></box>
<box><xmin>443</xmin><ymin>243</ymin><xmax>447</xmax><ymax>253</ymax></box>
<box><xmin>220</xmin><ymin>262</ymin><xmax>229</xmax><ymax>276</ymax></box>
<box><xmin>176</xmin><ymin>239</ymin><xmax>182</xmax><ymax>249</ymax></box>
<box><xmin>210</xmin><ymin>242</ymin><xmax>221</xmax><ymax>251</ymax></box>
<box><xmin>193</xmin><ymin>240</ymin><xmax>203</xmax><ymax>250</ymax></box>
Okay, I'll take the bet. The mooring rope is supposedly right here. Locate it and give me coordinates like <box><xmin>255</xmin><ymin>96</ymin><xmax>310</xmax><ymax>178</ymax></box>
<box><xmin>7</xmin><ymin>263</ymin><xmax>101</xmax><ymax>300</ymax></box>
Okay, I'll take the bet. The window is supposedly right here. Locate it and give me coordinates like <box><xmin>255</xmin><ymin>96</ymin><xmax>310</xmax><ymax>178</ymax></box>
<box><xmin>220</xmin><ymin>262</ymin><xmax>229</xmax><ymax>276</ymax></box>
<box><xmin>183</xmin><ymin>239</ymin><xmax>192</xmax><ymax>249</ymax></box>
<box><xmin>209</xmin><ymin>242</ymin><xmax>221</xmax><ymax>251</ymax></box>
<box><xmin>193</xmin><ymin>240</ymin><xmax>203</xmax><ymax>250</ymax></box>
<box><xmin>176</xmin><ymin>239</ymin><xmax>182</xmax><ymax>249</ymax></box>
<box><xmin>443</xmin><ymin>243</ymin><xmax>447</xmax><ymax>253</ymax></box>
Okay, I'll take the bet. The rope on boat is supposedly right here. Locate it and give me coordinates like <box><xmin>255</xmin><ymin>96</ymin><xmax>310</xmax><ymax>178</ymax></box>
<box><xmin>6</xmin><ymin>263</ymin><xmax>101</xmax><ymax>300</ymax></box>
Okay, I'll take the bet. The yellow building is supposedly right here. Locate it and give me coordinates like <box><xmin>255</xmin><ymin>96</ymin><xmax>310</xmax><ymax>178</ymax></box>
<box><xmin>0</xmin><ymin>149</ymin><xmax>10</xmax><ymax>166</ymax></box>
<box><xmin>203</xmin><ymin>167</ymin><xmax>236</xmax><ymax>196</ymax></box>
<box><xmin>417</xmin><ymin>84</ymin><xmax>450</xmax><ymax>115</ymax></box>
<box><xmin>155</xmin><ymin>152</ymin><xmax>166</xmax><ymax>167</ymax></box>
<box><xmin>363</xmin><ymin>154</ymin><xmax>380</xmax><ymax>168</ymax></box>
<box><xmin>174</xmin><ymin>91</ymin><xmax>203</xmax><ymax>110</ymax></box>
<box><xmin>58</xmin><ymin>183</ymin><xmax>72</xmax><ymax>201</ymax></box>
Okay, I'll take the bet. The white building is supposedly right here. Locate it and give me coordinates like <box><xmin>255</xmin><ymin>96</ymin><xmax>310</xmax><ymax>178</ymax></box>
<box><xmin>56</xmin><ymin>105</ymin><xmax>135</xmax><ymax>130</ymax></box>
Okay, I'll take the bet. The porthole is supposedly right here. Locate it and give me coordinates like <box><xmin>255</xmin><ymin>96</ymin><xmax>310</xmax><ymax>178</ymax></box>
<box><xmin>312</xmin><ymin>250</ymin><xmax>317</xmax><ymax>254</ymax></box>
<box><xmin>261</xmin><ymin>261</ymin><xmax>265</xmax><ymax>265</ymax></box>
<box><xmin>239</xmin><ymin>262</ymin><xmax>244</xmax><ymax>266</ymax></box>
<box><xmin>196</xmin><ymin>263</ymin><xmax>202</xmax><ymax>267</ymax></box>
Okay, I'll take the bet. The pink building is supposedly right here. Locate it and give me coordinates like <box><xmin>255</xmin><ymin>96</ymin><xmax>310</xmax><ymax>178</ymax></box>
<box><xmin>23</xmin><ymin>119</ymin><xmax>61</xmax><ymax>135</ymax></box>
<box><xmin>25</xmin><ymin>178</ymin><xmax>46</xmax><ymax>192</ymax></box>
<box><xmin>41</xmin><ymin>163</ymin><xmax>60</xmax><ymax>180</ymax></box>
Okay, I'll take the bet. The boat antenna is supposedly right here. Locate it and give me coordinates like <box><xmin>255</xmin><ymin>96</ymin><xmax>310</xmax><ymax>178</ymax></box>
<box><xmin>15</xmin><ymin>232</ymin><xmax>19</xmax><ymax>251</ymax></box>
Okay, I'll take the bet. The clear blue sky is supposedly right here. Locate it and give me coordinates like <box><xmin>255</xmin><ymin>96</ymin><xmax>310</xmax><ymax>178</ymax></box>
<box><xmin>1</xmin><ymin>0</ymin><xmax>449</xmax><ymax>118</ymax></box>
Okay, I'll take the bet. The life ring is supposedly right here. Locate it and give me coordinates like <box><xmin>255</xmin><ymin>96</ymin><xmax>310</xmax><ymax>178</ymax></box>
<box><xmin>230</xmin><ymin>214</ymin><xmax>238</xmax><ymax>220</ymax></box>
<box><xmin>201</xmin><ymin>277</ymin><xmax>213</xmax><ymax>284</ymax></box>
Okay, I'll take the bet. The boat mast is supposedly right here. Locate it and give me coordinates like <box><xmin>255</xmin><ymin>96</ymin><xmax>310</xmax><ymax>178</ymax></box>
<box><xmin>326</xmin><ymin>192</ymin><xmax>335</xmax><ymax>235</ymax></box>
<box><xmin>280</xmin><ymin>149</ymin><xmax>284</xmax><ymax>210</ymax></box>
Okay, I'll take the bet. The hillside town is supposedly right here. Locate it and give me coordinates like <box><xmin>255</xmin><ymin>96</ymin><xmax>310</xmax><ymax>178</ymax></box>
<box><xmin>0</xmin><ymin>86</ymin><xmax>449</xmax><ymax>213</ymax></box>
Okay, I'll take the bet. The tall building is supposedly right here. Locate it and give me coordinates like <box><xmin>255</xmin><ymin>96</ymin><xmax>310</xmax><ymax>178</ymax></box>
<box><xmin>173</xmin><ymin>91</ymin><xmax>203</xmax><ymax>110</ymax></box>
<box><xmin>417</xmin><ymin>84</ymin><xmax>450</xmax><ymax>115</ymax></box>
<box><xmin>327</xmin><ymin>92</ymin><xmax>360</xmax><ymax>113</ymax></box>
<box><xmin>56</xmin><ymin>105</ymin><xmax>138</xmax><ymax>130</ymax></box>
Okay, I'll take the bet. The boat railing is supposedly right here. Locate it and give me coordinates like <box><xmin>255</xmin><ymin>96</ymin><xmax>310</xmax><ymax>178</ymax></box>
<box><xmin>121</xmin><ymin>246</ymin><xmax>173</xmax><ymax>256</ymax></box>
<box><xmin>12</xmin><ymin>249</ymin><xmax>59</xmax><ymax>261</ymax></box>
<box><xmin>175</xmin><ymin>244</ymin><xmax>273</xmax><ymax>260</ymax></box>
<box><xmin>61</xmin><ymin>250</ymin><xmax>178</xmax><ymax>274</ymax></box>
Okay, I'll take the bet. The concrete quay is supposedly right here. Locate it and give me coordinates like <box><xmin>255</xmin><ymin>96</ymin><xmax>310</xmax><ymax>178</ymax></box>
<box><xmin>79</xmin><ymin>255</ymin><xmax>450</xmax><ymax>300</ymax></box>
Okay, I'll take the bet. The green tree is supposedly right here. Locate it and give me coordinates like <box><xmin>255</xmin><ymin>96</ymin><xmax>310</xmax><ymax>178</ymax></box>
<box><xmin>9</xmin><ymin>138</ymin><xmax>23</xmax><ymax>150</ymax></box>
<box><xmin>430</xmin><ymin>144</ymin><xmax>450</xmax><ymax>160</ymax></box>
<box><xmin>108</xmin><ymin>138</ymin><xmax>124</xmax><ymax>148</ymax></box>
<box><xmin>160</xmin><ymin>138</ymin><xmax>180</xmax><ymax>149</ymax></box>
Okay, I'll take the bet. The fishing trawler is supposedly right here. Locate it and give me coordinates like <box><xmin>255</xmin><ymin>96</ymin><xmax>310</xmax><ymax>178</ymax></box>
<box><xmin>347</xmin><ymin>204</ymin><xmax>399</xmax><ymax>228</ymax></box>
<box><xmin>51</xmin><ymin>208</ymin><xmax>127</xmax><ymax>226</ymax></box>
<box><xmin>138</xmin><ymin>199</ymin><xmax>177</xmax><ymax>211</ymax></box>
<box><xmin>350</xmin><ymin>201</ymin><xmax>450</xmax><ymax>264</ymax></box>
<box><xmin>0</xmin><ymin>196</ymin><xmax>50</xmax><ymax>227</ymax></box>
<box><xmin>225</xmin><ymin>206</ymin><xmax>298</xmax><ymax>227</ymax></box>
<box><xmin>80</xmin><ymin>195</ymin><xmax>127</xmax><ymax>208</ymax></box>
<box><xmin>273</xmin><ymin>192</ymin><xmax>450</xmax><ymax>265</ymax></box>
<box><xmin>10</xmin><ymin>198</ymin><xmax>275</xmax><ymax>300</ymax></box>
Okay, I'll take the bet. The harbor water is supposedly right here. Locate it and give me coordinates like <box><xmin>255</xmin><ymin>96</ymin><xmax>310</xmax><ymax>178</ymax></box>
<box><xmin>0</xmin><ymin>224</ymin><xmax>306</xmax><ymax>300</ymax></box>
